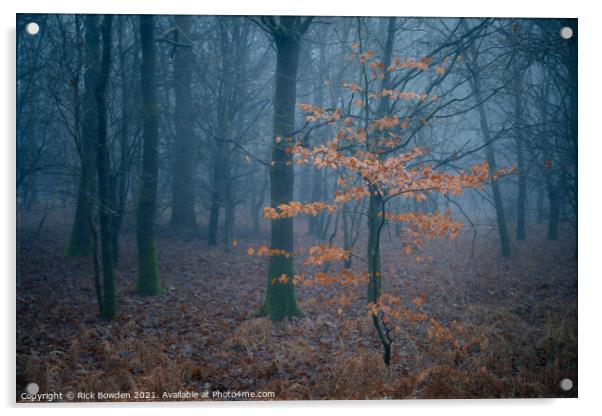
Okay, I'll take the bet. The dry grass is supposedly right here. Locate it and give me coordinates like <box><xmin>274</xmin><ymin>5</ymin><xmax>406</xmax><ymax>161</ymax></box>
<box><xmin>16</xmin><ymin>213</ymin><xmax>577</xmax><ymax>401</ymax></box>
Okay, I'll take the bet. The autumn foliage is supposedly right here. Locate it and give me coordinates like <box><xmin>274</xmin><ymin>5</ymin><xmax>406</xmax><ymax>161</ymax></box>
<box><xmin>257</xmin><ymin>43</ymin><xmax>513</xmax><ymax>363</ymax></box>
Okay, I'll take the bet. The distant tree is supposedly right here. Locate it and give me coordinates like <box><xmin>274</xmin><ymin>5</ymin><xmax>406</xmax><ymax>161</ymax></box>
<box><xmin>135</xmin><ymin>15</ymin><xmax>161</xmax><ymax>295</ymax></box>
<box><xmin>170</xmin><ymin>15</ymin><xmax>198</xmax><ymax>231</ymax></box>
<box><xmin>207</xmin><ymin>17</ymin><xmax>252</xmax><ymax>247</ymax></box>
<box><xmin>506</xmin><ymin>23</ymin><xmax>527</xmax><ymax>241</ymax></box>
<box><xmin>463</xmin><ymin>20</ymin><xmax>513</xmax><ymax>257</ymax></box>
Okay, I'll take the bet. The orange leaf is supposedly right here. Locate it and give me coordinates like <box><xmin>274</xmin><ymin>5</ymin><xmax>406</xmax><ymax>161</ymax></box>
<box><xmin>412</xmin><ymin>297</ymin><xmax>424</xmax><ymax>308</ymax></box>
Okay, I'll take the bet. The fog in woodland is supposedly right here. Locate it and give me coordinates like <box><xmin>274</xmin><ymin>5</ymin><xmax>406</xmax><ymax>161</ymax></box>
<box><xmin>17</xmin><ymin>15</ymin><xmax>577</xmax><ymax>400</ymax></box>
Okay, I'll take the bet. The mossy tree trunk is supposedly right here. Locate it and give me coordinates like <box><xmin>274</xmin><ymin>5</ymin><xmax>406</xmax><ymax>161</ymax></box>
<box><xmin>135</xmin><ymin>15</ymin><xmax>161</xmax><ymax>295</ymax></box>
<box><xmin>170</xmin><ymin>15</ymin><xmax>198</xmax><ymax>231</ymax></box>
<box><xmin>66</xmin><ymin>15</ymin><xmax>100</xmax><ymax>257</ymax></box>
<box><xmin>260</xmin><ymin>17</ymin><xmax>313</xmax><ymax>320</ymax></box>
<box><xmin>95</xmin><ymin>15</ymin><xmax>116</xmax><ymax>319</ymax></box>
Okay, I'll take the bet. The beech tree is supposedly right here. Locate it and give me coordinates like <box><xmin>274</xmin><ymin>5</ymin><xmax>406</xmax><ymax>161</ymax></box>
<box><xmin>255</xmin><ymin>34</ymin><xmax>512</xmax><ymax>363</ymax></box>
<box><xmin>255</xmin><ymin>16</ymin><xmax>314</xmax><ymax>320</ymax></box>
<box><xmin>135</xmin><ymin>15</ymin><xmax>161</xmax><ymax>295</ymax></box>
<box><xmin>95</xmin><ymin>15</ymin><xmax>116</xmax><ymax>319</ymax></box>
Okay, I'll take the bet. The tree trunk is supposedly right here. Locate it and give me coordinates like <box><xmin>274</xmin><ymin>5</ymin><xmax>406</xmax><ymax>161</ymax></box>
<box><xmin>306</xmin><ymin>46</ymin><xmax>325</xmax><ymax>236</ymax></box>
<box><xmin>208</xmin><ymin>20</ymin><xmax>237</xmax><ymax>246</ymax></box>
<box><xmin>308</xmin><ymin>168</ymin><xmax>322</xmax><ymax>236</ymax></box>
<box><xmin>252</xmin><ymin>166</ymin><xmax>269</xmax><ymax>234</ymax></box>
<box><xmin>208</xmin><ymin>136</ymin><xmax>227</xmax><ymax>246</ymax></box>
<box><xmin>515</xmin><ymin>135</ymin><xmax>527</xmax><ymax>241</ymax></box>
<box><xmin>65</xmin><ymin>15</ymin><xmax>99</xmax><ymax>257</ymax></box>
<box><xmin>262</xmin><ymin>18</ymin><xmax>309</xmax><ymax>320</ymax></box>
<box><xmin>135</xmin><ymin>15</ymin><xmax>161</xmax><ymax>295</ymax></box>
<box><xmin>536</xmin><ymin>181</ymin><xmax>545</xmax><ymax>224</ymax></box>
<box><xmin>170</xmin><ymin>15</ymin><xmax>197</xmax><ymax>231</ymax></box>
<box><xmin>222</xmin><ymin>149</ymin><xmax>234</xmax><ymax>247</ymax></box>
<box><xmin>546</xmin><ymin>167</ymin><xmax>566</xmax><ymax>241</ymax></box>
<box><xmin>367</xmin><ymin>188</ymin><xmax>383</xmax><ymax>305</ymax></box>
<box><xmin>342</xmin><ymin>210</ymin><xmax>352</xmax><ymax>268</ymax></box>
<box><xmin>95</xmin><ymin>15</ymin><xmax>115</xmax><ymax>319</ymax></box>
<box><xmin>110</xmin><ymin>16</ymin><xmax>132</xmax><ymax>263</ymax></box>
<box><xmin>509</xmin><ymin>27</ymin><xmax>526</xmax><ymax>241</ymax></box>
<box><xmin>367</xmin><ymin>17</ymin><xmax>396</xmax><ymax>366</ymax></box>
<box><xmin>367</xmin><ymin>186</ymin><xmax>390</xmax><ymax>365</ymax></box>
<box><xmin>464</xmin><ymin>27</ymin><xmax>512</xmax><ymax>257</ymax></box>
<box><xmin>476</xmin><ymin>93</ymin><xmax>512</xmax><ymax>256</ymax></box>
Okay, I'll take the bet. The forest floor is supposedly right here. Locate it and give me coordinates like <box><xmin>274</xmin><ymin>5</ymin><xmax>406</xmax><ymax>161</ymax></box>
<box><xmin>16</xmin><ymin>212</ymin><xmax>578</xmax><ymax>401</ymax></box>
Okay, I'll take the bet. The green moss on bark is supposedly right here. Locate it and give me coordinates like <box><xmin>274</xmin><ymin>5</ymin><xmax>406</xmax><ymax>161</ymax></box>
<box><xmin>134</xmin><ymin>241</ymin><xmax>162</xmax><ymax>295</ymax></box>
<box><xmin>261</xmin><ymin>252</ymin><xmax>301</xmax><ymax>321</ymax></box>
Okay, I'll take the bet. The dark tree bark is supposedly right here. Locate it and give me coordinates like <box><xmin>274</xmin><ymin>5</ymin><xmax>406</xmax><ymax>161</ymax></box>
<box><xmin>260</xmin><ymin>16</ymin><xmax>313</xmax><ymax>320</ymax></box>
<box><xmin>365</xmin><ymin>17</ymin><xmax>396</xmax><ymax>366</ymax></box>
<box><xmin>536</xmin><ymin>181</ymin><xmax>545</xmax><ymax>224</ymax></box>
<box><xmin>65</xmin><ymin>15</ymin><xmax>99</xmax><ymax>257</ymax></box>
<box><xmin>135</xmin><ymin>15</ymin><xmax>161</xmax><ymax>295</ymax></box>
<box><xmin>171</xmin><ymin>15</ymin><xmax>198</xmax><ymax>231</ymax></box>
<box><xmin>110</xmin><ymin>16</ymin><xmax>133</xmax><ymax>263</ymax></box>
<box><xmin>95</xmin><ymin>15</ymin><xmax>115</xmax><ymax>319</ymax></box>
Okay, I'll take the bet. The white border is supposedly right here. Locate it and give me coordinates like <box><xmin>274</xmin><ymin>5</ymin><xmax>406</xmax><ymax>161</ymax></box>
<box><xmin>2</xmin><ymin>1</ymin><xmax>600</xmax><ymax>415</ymax></box>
